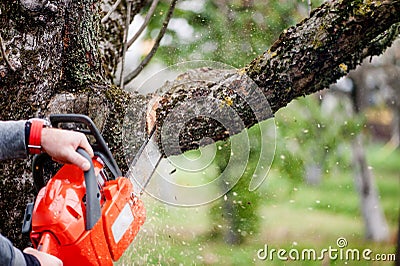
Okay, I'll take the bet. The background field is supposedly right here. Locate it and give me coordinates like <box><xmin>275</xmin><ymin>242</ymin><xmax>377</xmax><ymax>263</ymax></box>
<box><xmin>117</xmin><ymin>112</ymin><xmax>399</xmax><ymax>265</ymax></box>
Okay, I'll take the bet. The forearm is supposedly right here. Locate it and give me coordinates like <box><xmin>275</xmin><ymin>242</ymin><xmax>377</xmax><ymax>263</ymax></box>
<box><xmin>0</xmin><ymin>121</ymin><xmax>27</xmax><ymax>160</ymax></box>
<box><xmin>0</xmin><ymin>234</ymin><xmax>27</xmax><ymax>266</ymax></box>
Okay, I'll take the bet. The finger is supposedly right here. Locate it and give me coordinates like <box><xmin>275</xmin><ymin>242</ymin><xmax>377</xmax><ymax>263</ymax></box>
<box><xmin>77</xmin><ymin>135</ymin><xmax>94</xmax><ymax>158</ymax></box>
<box><xmin>23</xmin><ymin>247</ymin><xmax>37</xmax><ymax>254</ymax></box>
<box><xmin>23</xmin><ymin>247</ymin><xmax>63</xmax><ymax>266</ymax></box>
<box><xmin>66</xmin><ymin>150</ymin><xmax>91</xmax><ymax>171</ymax></box>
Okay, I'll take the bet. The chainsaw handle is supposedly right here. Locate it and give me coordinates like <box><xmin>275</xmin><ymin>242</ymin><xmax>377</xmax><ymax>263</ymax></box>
<box><xmin>50</xmin><ymin>114</ymin><xmax>122</xmax><ymax>178</ymax></box>
<box><xmin>37</xmin><ymin>232</ymin><xmax>59</xmax><ymax>254</ymax></box>
<box><xmin>77</xmin><ymin>148</ymin><xmax>101</xmax><ymax>230</ymax></box>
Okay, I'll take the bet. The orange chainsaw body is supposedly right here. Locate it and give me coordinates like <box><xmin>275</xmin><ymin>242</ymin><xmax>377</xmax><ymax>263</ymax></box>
<box><xmin>30</xmin><ymin>158</ymin><xmax>146</xmax><ymax>265</ymax></box>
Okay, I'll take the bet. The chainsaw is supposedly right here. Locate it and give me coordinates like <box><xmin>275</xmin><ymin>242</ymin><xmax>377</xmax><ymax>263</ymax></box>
<box><xmin>21</xmin><ymin>114</ymin><xmax>163</xmax><ymax>265</ymax></box>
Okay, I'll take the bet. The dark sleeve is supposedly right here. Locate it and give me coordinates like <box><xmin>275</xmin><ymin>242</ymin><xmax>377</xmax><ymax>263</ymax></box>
<box><xmin>0</xmin><ymin>234</ymin><xmax>27</xmax><ymax>266</ymax></box>
<box><xmin>23</xmin><ymin>253</ymin><xmax>41</xmax><ymax>266</ymax></box>
<box><xmin>0</xmin><ymin>120</ymin><xmax>27</xmax><ymax>160</ymax></box>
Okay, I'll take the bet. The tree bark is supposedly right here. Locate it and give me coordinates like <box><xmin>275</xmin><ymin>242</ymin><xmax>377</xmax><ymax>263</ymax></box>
<box><xmin>0</xmin><ymin>0</ymin><xmax>148</xmax><ymax>247</ymax></box>
<box><xmin>0</xmin><ymin>0</ymin><xmax>399</xmax><ymax>247</ymax></box>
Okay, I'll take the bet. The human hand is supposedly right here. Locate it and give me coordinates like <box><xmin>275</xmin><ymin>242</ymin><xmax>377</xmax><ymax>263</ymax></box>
<box><xmin>41</xmin><ymin>128</ymin><xmax>94</xmax><ymax>171</ymax></box>
<box><xmin>23</xmin><ymin>247</ymin><xmax>63</xmax><ymax>266</ymax></box>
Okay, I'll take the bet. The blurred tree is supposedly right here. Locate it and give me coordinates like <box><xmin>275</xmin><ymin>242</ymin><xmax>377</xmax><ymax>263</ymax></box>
<box><xmin>344</xmin><ymin>42</ymin><xmax>400</xmax><ymax>240</ymax></box>
<box><xmin>273</xmin><ymin>95</ymin><xmax>363</xmax><ymax>182</ymax></box>
<box><xmin>209</xmin><ymin>128</ymin><xmax>262</xmax><ymax>245</ymax></box>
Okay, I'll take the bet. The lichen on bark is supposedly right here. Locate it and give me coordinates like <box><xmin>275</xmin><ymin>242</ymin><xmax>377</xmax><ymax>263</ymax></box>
<box><xmin>245</xmin><ymin>0</ymin><xmax>400</xmax><ymax>112</ymax></box>
<box><xmin>154</xmin><ymin>68</ymin><xmax>273</xmax><ymax>156</ymax></box>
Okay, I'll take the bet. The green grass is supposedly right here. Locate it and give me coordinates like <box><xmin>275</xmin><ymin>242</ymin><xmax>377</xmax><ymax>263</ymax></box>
<box><xmin>116</xmin><ymin>143</ymin><xmax>399</xmax><ymax>265</ymax></box>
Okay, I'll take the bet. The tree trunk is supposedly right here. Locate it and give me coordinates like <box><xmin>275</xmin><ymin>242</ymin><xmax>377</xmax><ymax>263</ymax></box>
<box><xmin>0</xmin><ymin>0</ymin><xmax>148</xmax><ymax>247</ymax></box>
<box><xmin>390</xmin><ymin>85</ymin><xmax>400</xmax><ymax>147</ymax></box>
<box><xmin>0</xmin><ymin>0</ymin><xmax>399</xmax><ymax>247</ymax></box>
<box><xmin>352</xmin><ymin>134</ymin><xmax>390</xmax><ymax>241</ymax></box>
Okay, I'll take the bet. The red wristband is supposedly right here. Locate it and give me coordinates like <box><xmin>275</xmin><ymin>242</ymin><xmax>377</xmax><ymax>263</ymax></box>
<box><xmin>28</xmin><ymin>119</ymin><xmax>45</xmax><ymax>154</ymax></box>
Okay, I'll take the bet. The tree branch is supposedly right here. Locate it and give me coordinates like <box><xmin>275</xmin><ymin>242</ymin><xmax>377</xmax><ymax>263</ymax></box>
<box><xmin>122</xmin><ymin>0</ymin><xmax>178</xmax><ymax>84</ymax></box>
<box><xmin>153</xmin><ymin>0</ymin><xmax>400</xmax><ymax>156</ymax></box>
<box><xmin>126</xmin><ymin>0</ymin><xmax>160</xmax><ymax>49</ymax></box>
<box><xmin>118</xmin><ymin>0</ymin><xmax>133</xmax><ymax>90</ymax></box>
<box><xmin>99</xmin><ymin>0</ymin><xmax>147</xmax><ymax>82</ymax></box>
<box><xmin>101</xmin><ymin>0</ymin><xmax>123</xmax><ymax>24</ymax></box>
<box><xmin>0</xmin><ymin>33</ymin><xmax>16</xmax><ymax>72</ymax></box>
<box><xmin>246</xmin><ymin>0</ymin><xmax>400</xmax><ymax>112</ymax></box>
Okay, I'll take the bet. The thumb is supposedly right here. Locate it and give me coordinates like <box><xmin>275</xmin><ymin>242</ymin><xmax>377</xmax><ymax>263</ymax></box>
<box><xmin>23</xmin><ymin>247</ymin><xmax>63</xmax><ymax>266</ymax></box>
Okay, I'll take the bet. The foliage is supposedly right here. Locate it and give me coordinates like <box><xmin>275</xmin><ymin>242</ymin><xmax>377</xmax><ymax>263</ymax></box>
<box><xmin>204</xmin><ymin>92</ymin><xmax>366</xmax><ymax>244</ymax></box>
<box><xmin>273</xmin><ymin>94</ymin><xmax>365</xmax><ymax>182</ymax></box>
<box><xmin>145</xmin><ymin>0</ymin><xmax>318</xmax><ymax>67</ymax></box>
<box><xmin>118</xmin><ymin>144</ymin><xmax>400</xmax><ymax>264</ymax></box>
<box><xmin>209</xmin><ymin>132</ymin><xmax>263</xmax><ymax>245</ymax></box>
